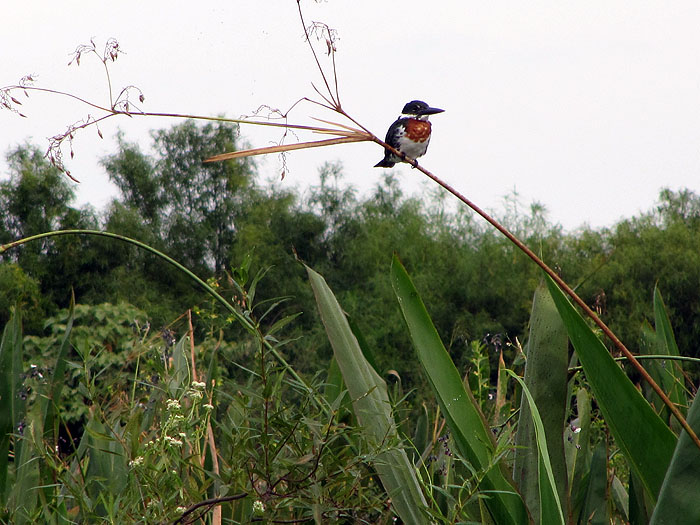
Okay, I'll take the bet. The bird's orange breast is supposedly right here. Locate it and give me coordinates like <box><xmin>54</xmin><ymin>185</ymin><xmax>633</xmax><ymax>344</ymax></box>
<box><xmin>403</xmin><ymin>118</ymin><xmax>432</xmax><ymax>142</ymax></box>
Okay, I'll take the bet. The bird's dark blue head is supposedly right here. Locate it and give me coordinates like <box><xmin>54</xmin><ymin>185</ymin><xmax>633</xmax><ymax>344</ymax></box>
<box><xmin>401</xmin><ymin>100</ymin><xmax>445</xmax><ymax>116</ymax></box>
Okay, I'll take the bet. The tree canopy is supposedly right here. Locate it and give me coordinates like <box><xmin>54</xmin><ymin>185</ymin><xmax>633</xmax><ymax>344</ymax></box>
<box><xmin>2</xmin><ymin>120</ymin><xmax>700</xmax><ymax>379</ymax></box>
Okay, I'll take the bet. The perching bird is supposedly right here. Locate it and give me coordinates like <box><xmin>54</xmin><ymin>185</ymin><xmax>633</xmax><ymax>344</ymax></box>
<box><xmin>374</xmin><ymin>100</ymin><xmax>444</xmax><ymax>168</ymax></box>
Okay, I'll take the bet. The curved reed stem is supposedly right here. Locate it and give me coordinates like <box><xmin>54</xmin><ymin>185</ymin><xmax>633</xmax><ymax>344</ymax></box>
<box><xmin>0</xmin><ymin>230</ymin><xmax>313</xmax><ymax>397</ymax></box>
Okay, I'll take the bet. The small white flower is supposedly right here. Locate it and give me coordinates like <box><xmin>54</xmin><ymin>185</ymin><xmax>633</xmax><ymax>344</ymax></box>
<box><xmin>192</xmin><ymin>380</ymin><xmax>207</xmax><ymax>389</ymax></box>
<box><xmin>166</xmin><ymin>399</ymin><xmax>181</xmax><ymax>411</ymax></box>
<box><xmin>176</xmin><ymin>506</ymin><xmax>187</xmax><ymax>514</ymax></box>
<box><xmin>253</xmin><ymin>500</ymin><xmax>265</xmax><ymax>515</ymax></box>
<box><xmin>128</xmin><ymin>456</ymin><xmax>145</xmax><ymax>468</ymax></box>
<box><xmin>164</xmin><ymin>435</ymin><xmax>183</xmax><ymax>447</ymax></box>
<box><xmin>203</xmin><ymin>403</ymin><xmax>214</xmax><ymax>411</ymax></box>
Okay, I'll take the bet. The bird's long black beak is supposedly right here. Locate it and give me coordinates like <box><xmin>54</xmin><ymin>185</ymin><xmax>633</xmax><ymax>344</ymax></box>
<box><xmin>418</xmin><ymin>106</ymin><xmax>445</xmax><ymax>116</ymax></box>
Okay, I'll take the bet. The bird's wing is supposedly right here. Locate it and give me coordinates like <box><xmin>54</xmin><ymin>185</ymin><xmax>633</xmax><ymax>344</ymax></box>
<box><xmin>384</xmin><ymin>117</ymin><xmax>407</xmax><ymax>144</ymax></box>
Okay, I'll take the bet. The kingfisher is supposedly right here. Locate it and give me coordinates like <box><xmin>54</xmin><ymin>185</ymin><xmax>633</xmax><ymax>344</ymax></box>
<box><xmin>374</xmin><ymin>100</ymin><xmax>444</xmax><ymax>168</ymax></box>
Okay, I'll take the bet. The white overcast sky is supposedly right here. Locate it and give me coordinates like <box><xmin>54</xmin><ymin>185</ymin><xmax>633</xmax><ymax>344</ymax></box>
<box><xmin>2</xmin><ymin>1</ymin><xmax>700</xmax><ymax>231</ymax></box>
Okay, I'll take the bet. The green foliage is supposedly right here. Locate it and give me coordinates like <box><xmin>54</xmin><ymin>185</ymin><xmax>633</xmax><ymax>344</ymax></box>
<box><xmin>307</xmin><ymin>263</ymin><xmax>429</xmax><ymax>524</ymax></box>
<box><xmin>391</xmin><ymin>255</ymin><xmax>528</xmax><ymax>524</ymax></box>
<box><xmin>0</xmin><ymin>145</ymin><xmax>100</xmax><ymax>320</ymax></box>
<box><xmin>0</xmin><ymin>145</ymin><xmax>76</xmax><ymax>241</ymax></box>
<box><xmin>0</xmin><ymin>265</ymin><xmax>41</xmax><ymax>330</ymax></box>
<box><xmin>22</xmin><ymin>302</ymin><xmax>149</xmax><ymax>425</ymax></box>
<box><xmin>546</xmin><ymin>274</ymin><xmax>677</xmax><ymax>502</ymax></box>
<box><xmin>6</xmin><ymin>130</ymin><xmax>700</xmax><ymax>385</ymax></box>
<box><xmin>103</xmin><ymin>120</ymin><xmax>255</xmax><ymax>274</ymax></box>
<box><xmin>577</xmin><ymin>189</ymin><xmax>700</xmax><ymax>364</ymax></box>
<box><xmin>0</xmin><ymin>267</ymin><xmax>397</xmax><ymax>523</ymax></box>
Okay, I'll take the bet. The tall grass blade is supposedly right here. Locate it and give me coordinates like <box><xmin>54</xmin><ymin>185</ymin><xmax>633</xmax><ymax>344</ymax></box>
<box><xmin>652</xmin><ymin>287</ymin><xmax>687</xmax><ymax>420</ymax></box>
<box><xmin>508</xmin><ymin>371</ymin><xmax>566</xmax><ymax>525</ymax></box>
<box><xmin>390</xmin><ymin>255</ymin><xmax>528</xmax><ymax>525</ymax></box>
<box><xmin>169</xmin><ymin>335</ymin><xmax>191</xmax><ymax>397</ymax></box>
<box><xmin>544</xmin><ymin>274</ymin><xmax>676</xmax><ymax>500</ymax></box>
<box><xmin>306</xmin><ymin>264</ymin><xmax>429</xmax><ymax>524</ymax></box>
<box><xmin>42</xmin><ymin>295</ymin><xmax>75</xmax><ymax>445</ymax></box>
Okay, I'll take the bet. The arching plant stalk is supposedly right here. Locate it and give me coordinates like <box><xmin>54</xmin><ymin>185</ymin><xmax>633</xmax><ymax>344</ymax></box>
<box><xmin>0</xmin><ymin>229</ymin><xmax>314</xmax><ymax>398</ymax></box>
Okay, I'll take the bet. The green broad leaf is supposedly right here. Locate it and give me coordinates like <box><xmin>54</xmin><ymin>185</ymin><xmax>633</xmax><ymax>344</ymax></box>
<box><xmin>306</xmin><ymin>264</ymin><xmax>429</xmax><ymax>525</ymax></box>
<box><xmin>649</xmin><ymin>386</ymin><xmax>700</xmax><ymax>524</ymax></box>
<box><xmin>544</xmin><ymin>274</ymin><xmax>677</xmax><ymax>500</ymax></box>
<box><xmin>513</xmin><ymin>282</ymin><xmax>569</xmax><ymax>523</ymax></box>
<box><xmin>0</xmin><ymin>310</ymin><xmax>23</xmax><ymax>507</ymax></box>
<box><xmin>390</xmin><ymin>255</ymin><xmax>528</xmax><ymax>525</ymax></box>
<box><xmin>508</xmin><ymin>370</ymin><xmax>566</xmax><ymax>525</ymax></box>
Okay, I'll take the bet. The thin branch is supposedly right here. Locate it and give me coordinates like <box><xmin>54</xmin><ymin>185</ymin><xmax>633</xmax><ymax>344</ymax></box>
<box><xmin>569</xmin><ymin>354</ymin><xmax>700</xmax><ymax>372</ymax></box>
<box><xmin>203</xmin><ymin>135</ymin><xmax>368</xmax><ymax>163</ymax></box>
<box><xmin>297</xmin><ymin>1</ymin><xmax>339</xmax><ymax>109</ymax></box>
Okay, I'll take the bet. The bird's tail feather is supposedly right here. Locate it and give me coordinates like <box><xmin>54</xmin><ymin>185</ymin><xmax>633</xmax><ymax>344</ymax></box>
<box><xmin>374</xmin><ymin>158</ymin><xmax>395</xmax><ymax>168</ymax></box>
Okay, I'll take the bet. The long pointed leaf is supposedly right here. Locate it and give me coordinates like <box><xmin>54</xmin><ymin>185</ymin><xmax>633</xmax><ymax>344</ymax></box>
<box><xmin>0</xmin><ymin>309</ymin><xmax>22</xmax><ymax>506</ymax></box>
<box><xmin>652</xmin><ymin>287</ymin><xmax>687</xmax><ymax>419</ymax></box>
<box><xmin>514</xmin><ymin>282</ymin><xmax>569</xmax><ymax>522</ymax></box>
<box><xmin>306</xmin><ymin>264</ymin><xmax>429</xmax><ymax>524</ymax></box>
<box><xmin>649</xmin><ymin>385</ymin><xmax>700</xmax><ymax>524</ymax></box>
<box><xmin>508</xmin><ymin>371</ymin><xmax>566</xmax><ymax>525</ymax></box>
<box><xmin>390</xmin><ymin>255</ymin><xmax>528</xmax><ymax>525</ymax></box>
<box><xmin>544</xmin><ymin>274</ymin><xmax>676</xmax><ymax>500</ymax></box>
